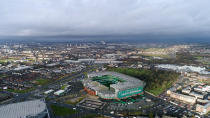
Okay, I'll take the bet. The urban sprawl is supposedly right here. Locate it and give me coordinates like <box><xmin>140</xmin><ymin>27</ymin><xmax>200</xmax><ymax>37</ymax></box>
<box><xmin>0</xmin><ymin>41</ymin><xmax>209</xmax><ymax>118</ymax></box>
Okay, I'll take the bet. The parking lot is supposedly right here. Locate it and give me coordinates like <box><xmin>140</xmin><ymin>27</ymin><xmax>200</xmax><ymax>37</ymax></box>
<box><xmin>159</xmin><ymin>93</ymin><xmax>194</xmax><ymax>110</ymax></box>
<box><xmin>149</xmin><ymin>102</ymin><xmax>194</xmax><ymax>117</ymax></box>
<box><xmin>77</xmin><ymin>98</ymin><xmax>106</xmax><ymax>110</ymax></box>
<box><xmin>105</xmin><ymin>95</ymin><xmax>154</xmax><ymax>111</ymax></box>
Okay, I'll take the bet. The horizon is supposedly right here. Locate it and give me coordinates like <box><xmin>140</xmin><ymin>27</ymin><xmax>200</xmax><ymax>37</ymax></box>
<box><xmin>0</xmin><ymin>35</ymin><xmax>210</xmax><ymax>45</ymax></box>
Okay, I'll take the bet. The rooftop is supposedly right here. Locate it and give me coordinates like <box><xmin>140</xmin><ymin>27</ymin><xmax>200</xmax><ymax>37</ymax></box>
<box><xmin>0</xmin><ymin>99</ymin><xmax>47</xmax><ymax>118</ymax></box>
<box><xmin>88</xmin><ymin>71</ymin><xmax>145</xmax><ymax>91</ymax></box>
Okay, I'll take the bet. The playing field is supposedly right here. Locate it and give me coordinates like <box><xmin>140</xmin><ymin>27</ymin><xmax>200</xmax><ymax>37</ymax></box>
<box><xmin>91</xmin><ymin>75</ymin><xmax>126</xmax><ymax>88</ymax></box>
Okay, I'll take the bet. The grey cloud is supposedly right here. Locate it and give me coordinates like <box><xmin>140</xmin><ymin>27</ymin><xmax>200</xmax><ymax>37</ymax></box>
<box><xmin>0</xmin><ymin>0</ymin><xmax>210</xmax><ymax>37</ymax></box>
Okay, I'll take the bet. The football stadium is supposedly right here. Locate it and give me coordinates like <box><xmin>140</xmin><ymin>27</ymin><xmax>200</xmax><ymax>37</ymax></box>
<box><xmin>82</xmin><ymin>71</ymin><xmax>145</xmax><ymax>99</ymax></box>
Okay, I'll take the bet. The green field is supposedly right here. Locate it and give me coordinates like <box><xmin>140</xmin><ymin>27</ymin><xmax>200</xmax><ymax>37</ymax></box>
<box><xmin>0</xmin><ymin>74</ymin><xmax>8</xmax><ymax>78</ymax></box>
<box><xmin>0</xmin><ymin>59</ymin><xmax>15</xmax><ymax>63</ymax></box>
<box><xmin>51</xmin><ymin>104</ymin><xmax>77</xmax><ymax>116</ymax></box>
<box><xmin>35</xmin><ymin>79</ymin><xmax>50</xmax><ymax>85</ymax></box>
<box><xmin>81</xmin><ymin>114</ymin><xmax>105</xmax><ymax>118</ymax></box>
<box><xmin>108</xmin><ymin>68</ymin><xmax>179</xmax><ymax>95</ymax></box>
<box><xmin>140</xmin><ymin>48</ymin><xmax>171</xmax><ymax>58</ymax></box>
<box><xmin>6</xmin><ymin>88</ymin><xmax>34</xmax><ymax>93</ymax></box>
<box><xmin>92</xmin><ymin>75</ymin><xmax>125</xmax><ymax>88</ymax></box>
<box><xmin>61</xmin><ymin>84</ymin><xmax>68</xmax><ymax>90</ymax></box>
<box><xmin>64</xmin><ymin>97</ymin><xmax>85</xmax><ymax>105</ymax></box>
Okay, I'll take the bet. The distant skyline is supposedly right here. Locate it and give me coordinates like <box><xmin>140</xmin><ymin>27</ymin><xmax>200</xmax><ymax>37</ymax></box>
<box><xmin>0</xmin><ymin>0</ymin><xmax>210</xmax><ymax>42</ymax></box>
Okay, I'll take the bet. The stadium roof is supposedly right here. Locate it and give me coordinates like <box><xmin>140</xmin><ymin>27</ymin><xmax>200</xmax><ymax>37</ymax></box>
<box><xmin>88</xmin><ymin>71</ymin><xmax>145</xmax><ymax>91</ymax></box>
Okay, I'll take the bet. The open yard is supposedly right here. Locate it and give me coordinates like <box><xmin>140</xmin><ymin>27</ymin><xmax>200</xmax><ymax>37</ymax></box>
<box><xmin>50</xmin><ymin>104</ymin><xmax>77</xmax><ymax>116</ymax></box>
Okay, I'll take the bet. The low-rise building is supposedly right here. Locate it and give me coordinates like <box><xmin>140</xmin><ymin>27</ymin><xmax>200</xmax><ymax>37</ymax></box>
<box><xmin>196</xmin><ymin>102</ymin><xmax>210</xmax><ymax>114</ymax></box>
<box><xmin>197</xmin><ymin>99</ymin><xmax>209</xmax><ymax>104</ymax></box>
<box><xmin>182</xmin><ymin>87</ymin><xmax>191</xmax><ymax>94</ymax></box>
<box><xmin>189</xmin><ymin>92</ymin><xmax>204</xmax><ymax>99</ymax></box>
<box><xmin>44</xmin><ymin>89</ymin><xmax>54</xmax><ymax>95</ymax></box>
<box><xmin>168</xmin><ymin>91</ymin><xmax>196</xmax><ymax>104</ymax></box>
<box><xmin>54</xmin><ymin>90</ymin><xmax>65</xmax><ymax>96</ymax></box>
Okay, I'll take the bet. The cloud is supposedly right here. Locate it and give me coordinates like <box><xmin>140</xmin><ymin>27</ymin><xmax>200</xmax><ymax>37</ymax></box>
<box><xmin>0</xmin><ymin>0</ymin><xmax>210</xmax><ymax>37</ymax></box>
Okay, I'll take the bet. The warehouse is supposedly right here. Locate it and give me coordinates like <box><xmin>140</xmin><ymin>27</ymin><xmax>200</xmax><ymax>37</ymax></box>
<box><xmin>54</xmin><ymin>90</ymin><xmax>65</xmax><ymax>96</ymax></box>
<box><xmin>82</xmin><ymin>71</ymin><xmax>145</xmax><ymax>99</ymax></box>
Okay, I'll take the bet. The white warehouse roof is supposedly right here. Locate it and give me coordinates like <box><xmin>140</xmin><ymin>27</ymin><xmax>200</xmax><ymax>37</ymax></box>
<box><xmin>0</xmin><ymin>99</ymin><xmax>47</xmax><ymax>118</ymax></box>
<box><xmin>54</xmin><ymin>90</ymin><xmax>65</xmax><ymax>95</ymax></box>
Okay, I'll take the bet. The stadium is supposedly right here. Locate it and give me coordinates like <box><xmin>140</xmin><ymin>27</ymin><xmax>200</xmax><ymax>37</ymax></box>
<box><xmin>82</xmin><ymin>71</ymin><xmax>145</xmax><ymax>99</ymax></box>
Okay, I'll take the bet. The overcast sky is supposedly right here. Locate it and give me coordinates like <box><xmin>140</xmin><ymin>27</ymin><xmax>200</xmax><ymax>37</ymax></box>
<box><xmin>0</xmin><ymin>0</ymin><xmax>210</xmax><ymax>39</ymax></box>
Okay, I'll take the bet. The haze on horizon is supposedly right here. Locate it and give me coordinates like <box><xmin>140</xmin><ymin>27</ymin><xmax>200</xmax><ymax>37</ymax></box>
<box><xmin>0</xmin><ymin>0</ymin><xmax>210</xmax><ymax>42</ymax></box>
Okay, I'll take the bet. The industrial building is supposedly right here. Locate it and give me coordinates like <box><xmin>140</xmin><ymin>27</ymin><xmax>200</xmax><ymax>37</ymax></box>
<box><xmin>44</xmin><ymin>89</ymin><xmax>54</xmax><ymax>94</ymax></box>
<box><xmin>54</xmin><ymin>90</ymin><xmax>65</xmax><ymax>96</ymax></box>
<box><xmin>0</xmin><ymin>99</ymin><xmax>49</xmax><ymax>118</ymax></box>
<box><xmin>82</xmin><ymin>71</ymin><xmax>145</xmax><ymax>99</ymax></box>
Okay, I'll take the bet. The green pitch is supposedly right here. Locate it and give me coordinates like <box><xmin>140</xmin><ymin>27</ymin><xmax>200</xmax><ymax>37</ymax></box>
<box><xmin>91</xmin><ymin>75</ymin><xmax>126</xmax><ymax>88</ymax></box>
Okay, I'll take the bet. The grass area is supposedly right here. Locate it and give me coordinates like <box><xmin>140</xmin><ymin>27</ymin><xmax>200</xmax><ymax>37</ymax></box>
<box><xmin>57</xmin><ymin>74</ymin><xmax>70</xmax><ymax>80</ymax></box>
<box><xmin>140</xmin><ymin>52</ymin><xmax>210</xmax><ymax>66</ymax></box>
<box><xmin>140</xmin><ymin>48</ymin><xmax>171</xmax><ymax>58</ymax></box>
<box><xmin>81</xmin><ymin>114</ymin><xmax>105</xmax><ymax>118</ymax></box>
<box><xmin>140</xmin><ymin>53</ymin><xmax>170</xmax><ymax>58</ymax></box>
<box><xmin>6</xmin><ymin>88</ymin><xmax>34</xmax><ymax>93</ymax></box>
<box><xmin>0</xmin><ymin>59</ymin><xmax>15</xmax><ymax>64</ymax></box>
<box><xmin>26</xmin><ymin>58</ymin><xmax>35</xmax><ymax>61</ymax></box>
<box><xmin>83</xmin><ymin>72</ymin><xmax>88</xmax><ymax>78</ymax></box>
<box><xmin>50</xmin><ymin>104</ymin><xmax>77</xmax><ymax>116</ymax></box>
<box><xmin>65</xmin><ymin>96</ymin><xmax>85</xmax><ymax>105</ymax></box>
<box><xmin>0</xmin><ymin>74</ymin><xmax>8</xmax><ymax>78</ymax></box>
<box><xmin>0</xmin><ymin>59</ymin><xmax>10</xmax><ymax>63</ymax></box>
<box><xmin>108</xmin><ymin>67</ymin><xmax>179</xmax><ymax>96</ymax></box>
<box><xmin>127</xmin><ymin>111</ymin><xmax>146</xmax><ymax>116</ymax></box>
<box><xmin>144</xmin><ymin>48</ymin><xmax>164</xmax><ymax>52</ymax></box>
<box><xmin>61</xmin><ymin>84</ymin><xmax>68</xmax><ymax>90</ymax></box>
<box><xmin>35</xmin><ymin>79</ymin><xmax>50</xmax><ymax>85</ymax></box>
<box><xmin>202</xmin><ymin>79</ymin><xmax>210</xmax><ymax>85</ymax></box>
<box><xmin>195</xmin><ymin>56</ymin><xmax>203</xmax><ymax>60</ymax></box>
